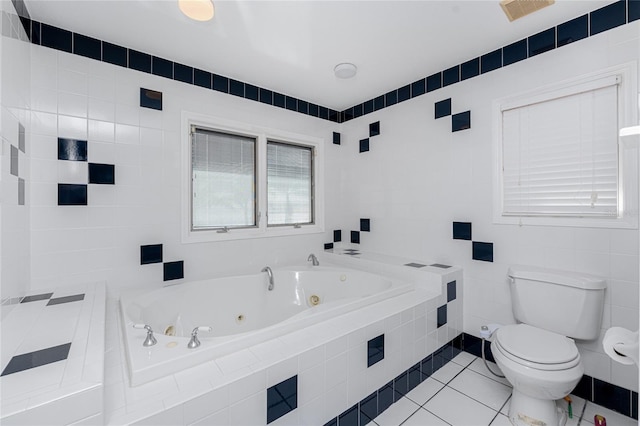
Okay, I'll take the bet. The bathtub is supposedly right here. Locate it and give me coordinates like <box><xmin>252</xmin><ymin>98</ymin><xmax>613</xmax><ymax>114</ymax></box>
<box><xmin>120</xmin><ymin>263</ymin><xmax>415</xmax><ymax>386</ymax></box>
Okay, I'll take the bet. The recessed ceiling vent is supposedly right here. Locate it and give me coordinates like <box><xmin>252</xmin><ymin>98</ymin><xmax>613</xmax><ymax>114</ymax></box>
<box><xmin>500</xmin><ymin>0</ymin><xmax>555</xmax><ymax>21</ymax></box>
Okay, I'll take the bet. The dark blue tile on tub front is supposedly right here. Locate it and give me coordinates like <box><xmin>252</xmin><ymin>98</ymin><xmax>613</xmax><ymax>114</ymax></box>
<box><xmin>163</xmin><ymin>261</ymin><xmax>184</xmax><ymax>281</ymax></box>
<box><xmin>421</xmin><ymin>354</ymin><xmax>433</xmax><ymax>380</ymax></box>
<box><xmin>461</xmin><ymin>58</ymin><xmax>479</xmax><ymax>80</ymax></box>
<box><xmin>267</xmin><ymin>375</ymin><xmax>298</xmax><ymax>424</ymax></box>
<box><xmin>140</xmin><ymin>88</ymin><xmax>163</xmax><ymax>110</ymax></box>
<box><xmin>503</xmin><ymin>39</ymin><xmax>528</xmax><ymax>66</ymax></box>
<box><xmin>426</xmin><ymin>72</ymin><xmax>442</xmax><ymax>92</ymax></box>
<box><xmin>73</xmin><ymin>33</ymin><xmax>101</xmax><ymax>60</ymax></box>
<box><xmin>173</xmin><ymin>63</ymin><xmax>193</xmax><ymax>84</ymax></box>
<box><xmin>40</xmin><ymin>23</ymin><xmax>72</xmax><ymax>53</ymax></box>
<box><xmin>557</xmin><ymin>15</ymin><xmax>588</xmax><ymax>47</ymax></box>
<box><xmin>437</xmin><ymin>305</ymin><xmax>447</xmax><ymax>327</ymax></box>
<box><xmin>442</xmin><ymin>65</ymin><xmax>460</xmax><ymax>87</ymax></box>
<box><xmin>452</xmin><ymin>111</ymin><xmax>471</xmax><ymax>132</ymax></box>
<box><xmin>472</xmin><ymin>241</ymin><xmax>493</xmax><ymax>262</ymax></box>
<box><xmin>140</xmin><ymin>244</ymin><xmax>163</xmax><ymax>265</ymax></box>
<box><xmin>338</xmin><ymin>405</ymin><xmax>358</xmax><ymax>426</ymax></box>
<box><xmin>194</xmin><ymin>68</ymin><xmax>212</xmax><ymax>89</ymax></box>
<box><xmin>359</xmin><ymin>392</ymin><xmax>378</xmax><ymax>426</ymax></box>
<box><xmin>590</xmin><ymin>0</ymin><xmax>626</xmax><ymax>36</ymax></box>
<box><xmin>103</xmin><ymin>41</ymin><xmax>127</xmax><ymax>67</ymax></box>
<box><xmin>393</xmin><ymin>371</ymin><xmax>408</xmax><ymax>402</ymax></box>
<box><xmin>128</xmin><ymin>49</ymin><xmax>151</xmax><ymax>73</ymax></box>
<box><xmin>58</xmin><ymin>184</ymin><xmax>87</xmax><ymax>206</ymax></box>
<box><xmin>528</xmin><ymin>28</ymin><xmax>556</xmax><ymax>57</ymax></box>
<box><xmin>481</xmin><ymin>48</ymin><xmax>502</xmax><ymax>74</ymax></box>
<box><xmin>447</xmin><ymin>280</ymin><xmax>456</xmax><ymax>302</ymax></box>
<box><xmin>378</xmin><ymin>381</ymin><xmax>394</xmax><ymax>414</ymax></box>
<box><xmin>88</xmin><ymin>163</ymin><xmax>115</xmax><ymax>184</ymax></box>
<box><xmin>408</xmin><ymin>363</ymin><xmax>421</xmax><ymax>391</ymax></box>
<box><xmin>367</xmin><ymin>334</ymin><xmax>384</xmax><ymax>367</ymax></box>
<box><xmin>58</xmin><ymin>138</ymin><xmax>87</xmax><ymax>161</ymax></box>
<box><xmin>452</xmin><ymin>221</ymin><xmax>472</xmax><ymax>240</ymax></box>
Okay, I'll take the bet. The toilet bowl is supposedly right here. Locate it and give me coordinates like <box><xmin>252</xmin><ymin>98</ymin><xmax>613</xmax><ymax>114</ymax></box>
<box><xmin>493</xmin><ymin>324</ymin><xmax>584</xmax><ymax>426</ymax></box>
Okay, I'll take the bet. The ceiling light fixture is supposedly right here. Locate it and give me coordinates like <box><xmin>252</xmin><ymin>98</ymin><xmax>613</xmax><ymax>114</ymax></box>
<box><xmin>334</xmin><ymin>63</ymin><xmax>357</xmax><ymax>79</ymax></box>
<box><xmin>179</xmin><ymin>0</ymin><xmax>215</xmax><ymax>22</ymax></box>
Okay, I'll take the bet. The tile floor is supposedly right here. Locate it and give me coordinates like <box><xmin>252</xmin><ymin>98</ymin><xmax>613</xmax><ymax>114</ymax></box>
<box><xmin>372</xmin><ymin>352</ymin><xmax>637</xmax><ymax>426</ymax></box>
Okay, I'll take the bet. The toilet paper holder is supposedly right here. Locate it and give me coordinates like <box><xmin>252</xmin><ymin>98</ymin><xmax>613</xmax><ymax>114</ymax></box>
<box><xmin>603</xmin><ymin>327</ymin><xmax>639</xmax><ymax>366</ymax></box>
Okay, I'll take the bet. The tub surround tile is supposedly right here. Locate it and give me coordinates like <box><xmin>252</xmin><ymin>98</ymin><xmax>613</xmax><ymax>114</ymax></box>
<box><xmin>437</xmin><ymin>305</ymin><xmax>447</xmax><ymax>328</ymax></box>
<box><xmin>447</xmin><ymin>281</ymin><xmax>456</xmax><ymax>302</ymax></box>
<box><xmin>246</xmin><ymin>84</ymin><xmax>259</xmax><ymax>102</ymax></box>
<box><xmin>88</xmin><ymin>163</ymin><xmax>115</xmax><ymax>185</ymax></box>
<box><xmin>58</xmin><ymin>183</ymin><xmax>88</xmax><ymax>205</ymax></box>
<box><xmin>324</xmin><ymin>243</ymin><xmax>334</xmax><ymax>250</ymax></box>
<box><xmin>367</xmin><ymin>335</ymin><xmax>384</xmax><ymax>367</ymax></box>
<box><xmin>405</xmin><ymin>263</ymin><xmax>427</xmax><ymax>268</ymax></box>
<box><xmin>351</xmin><ymin>231</ymin><xmax>360</xmax><ymax>244</ymax></box>
<box><xmin>163</xmin><ymin>261</ymin><xmax>184</xmax><ymax>281</ymax></box>
<box><xmin>267</xmin><ymin>375</ymin><xmax>297</xmax><ymax>424</ymax></box>
<box><xmin>453</xmin><ymin>222</ymin><xmax>472</xmax><ymax>240</ymax></box>
<box><xmin>429</xmin><ymin>264</ymin><xmax>451</xmax><ymax>269</ymax></box>
<box><xmin>47</xmin><ymin>294</ymin><xmax>85</xmax><ymax>306</ymax></box>
<box><xmin>20</xmin><ymin>293</ymin><xmax>53</xmax><ymax>303</ymax></box>
<box><xmin>139</xmin><ymin>88</ymin><xmax>162</xmax><ymax>110</ymax></box>
<box><xmin>360</xmin><ymin>219</ymin><xmax>370</xmax><ymax>232</ymax></box>
<box><xmin>333</xmin><ymin>230</ymin><xmax>342</xmax><ymax>242</ymax></box>
<box><xmin>359</xmin><ymin>138</ymin><xmax>369</xmax><ymax>153</ymax></box>
<box><xmin>374</xmin><ymin>95</ymin><xmax>385</xmax><ymax>111</ymax></box>
<box><xmin>1</xmin><ymin>342</ymin><xmax>72</xmax><ymax>376</ymax></box>
<box><xmin>58</xmin><ymin>138</ymin><xmax>87</xmax><ymax>162</ymax></box>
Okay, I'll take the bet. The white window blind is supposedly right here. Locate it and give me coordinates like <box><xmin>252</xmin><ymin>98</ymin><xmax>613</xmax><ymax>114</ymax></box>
<box><xmin>191</xmin><ymin>128</ymin><xmax>256</xmax><ymax>229</ymax></box>
<box><xmin>501</xmin><ymin>78</ymin><xmax>619</xmax><ymax>218</ymax></box>
<box><xmin>267</xmin><ymin>141</ymin><xmax>313</xmax><ymax>226</ymax></box>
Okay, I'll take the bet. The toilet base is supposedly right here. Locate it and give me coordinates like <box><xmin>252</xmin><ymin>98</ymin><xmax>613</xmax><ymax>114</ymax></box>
<box><xmin>508</xmin><ymin>389</ymin><xmax>567</xmax><ymax>426</ymax></box>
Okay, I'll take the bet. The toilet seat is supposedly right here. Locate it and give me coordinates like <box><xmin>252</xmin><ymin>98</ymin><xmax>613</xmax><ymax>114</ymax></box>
<box><xmin>494</xmin><ymin>324</ymin><xmax>580</xmax><ymax>371</ymax></box>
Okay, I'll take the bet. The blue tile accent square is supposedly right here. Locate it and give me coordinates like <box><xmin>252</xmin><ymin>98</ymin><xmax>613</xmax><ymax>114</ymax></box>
<box><xmin>364</xmin><ymin>99</ymin><xmax>374</xmax><ymax>115</ymax></box>
<box><xmin>430</xmin><ymin>263</ymin><xmax>451</xmax><ymax>269</ymax></box>
<box><xmin>398</xmin><ymin>84</ymin><xmax>411</xmax><ymax>103</ymax></box>
<box><xmin>21</xmin><ymin>293</ymin><xmax>53</xmax><ymax>303</ymax></box>
<box><xmin>593</xmin><ymin>378</ymin><xmax>631</xmax><ymax>417</ymax></box>
<box><xmin>503</xmin><ymin>39</ymin><xmax>528</xmax><ymax>66</ymax></box>
<box><xmin>385</xmin><ymin>90</ymin><xmax>398</xmax><ymax>107</ymax></box>
<box><xmin>452</xmin><ymin>111</ymin><xmax>471</xmax><ymax>132</ymax></box>
<box><xmin>374</xmin><ymin>95</ymin><xmax>385</xmax><ymax>111</ymax></box>
<box><xmin>152</xmin><ymin>56</ymin><xmax>173</xmax><ymax>78</ymax></box>
<box><xmin>47</xmin><ymin>294</ymin><xmax>84</xmax><ymax>306</ymax></box>
<box><xmin>213</xmin><ymin>74</ymin><xmax>229</xmax><ymax>93</ymax></box>
<box><xmin>10</xmin><ymin>145</ymin><xmax>18</xmax><ymax>176</ymax></box>
<box><xmin>405</xmin><ymin>262</ymin><xmax>426</xmax><ymax>268</ymax></box>
<box><xmin>351</xmin><ymin>231</ymin><xmax>360</xmax><ymax>244</ymax></box>
<box><xmin>319</xmin><ymin>106</ymin><xmax>329</xmax><ymax>120</ymax></box>
<box><xmin>411</xmin><ymin>78</ymin><xmax>426</xmax><ymax>97</ymax></box>
<box><xmin>308</xmin><ymin>103</ymin><xmax>319</xmax><ymax>117</ymax></box>
<box><xmin>437</xmin><ymin>305</ymin><xmax>447</xmax><ymax>327</ymax></box>
<box><xmin>18</xmin><ymin>178</ymin><xmax>25</xmax><ymax>206</ymax></box>
<box><xmin>245</xmin><ymin>84</ymin><xmax>259</xmax><ymax>102</ymax></box>
<box><xmin>267</xmin><ymin>375</ymin><xmax>298</xmax><ymax>424</ymax></box>
<box><xmin>163</xmin><ymin>261</ymin><xmax>184</xmax><ymax>281</ymax></box>
<box><xmin>378</xmin><ymin>381</ymin><xmax>394</xmax><ymax>414</ymax></box>
<box><xmin>421</xmin><ymin>354</ymin><xmax>433</xmax><ymax>380</ymax></box>
<box><xmin>330</xmin><ymin>109</ymin><xmax>341</xmax><ymax>123</ymax></box>
<box><xmin>229</xmin><ymin>79</ymin><xmax>244</xmax><ymax>97</ymax></box>
<box><xmin>360</xmin><ymin>218</ymin><xmax>370</xmax><ymax>232</ymax></box>
<box><xmin>58</xmin><ymin>138</ymin><xmax>87</xmax><ymax>161</ymax></box>
<box><xmin>633</xmin><ymin>391</ymin><xmax>638</xmax><ymax>419</ymax></box>
<box><xmin>334</xmin><ymin>230</ymin><xmax>342</xmax><ymax>242</ymax></box>
<box><xmin>590</xmin><ymin>1</ymin><xmax>626</xmax><ymax>36</ymax></box>
<box><xmin>393</xmin><ymin>371</ymin><xmax>408</xmax><ymax>402</ymax></box>
<box><xmin>58</xmin><ymin>184</ymin><xmax>87</xmax><ymax>206</ymax></box>
<box><xmin>141</xmin><ymin>244</ymin><xmax>163</xmax><ymax>265</ymax></box>
<box><xmin>73</xmin><ymin>33</ymin><xmax>101</xmax><ymax>60</ymax></box>
<box><xmin>103</xmin><ymin>42</ymin><xmax>127</xmax><ymax>67</ymax></box>
<box><xmin>426</xmin><ymin>72</ymin><xmax>442</xmax><ymax>92</ymax></box>
<box><xmin>435</xmin><ymin>98</ymin><xmax>452</xmax><ymax>119</ymax></box>
<box><xmin>359</xmin><ymin>138</ymin><xmax>369</xmax><ymax>153</ymax></box>
<box><xmin>367</xmin><ymin>334</ymin><xmax>384</xmax><ymax>367</ymax></box>
<box><xmin>369</xmin><ymin>121</ymin><xmax>380</xmax><ymax>137</ymax></box>
<box><xmin>173</xmin><ymin>63</ymin><xmax>193</xmax><ymax>84</ymax></box>
<box><xmin>333</xmin><ymin>132</ymin><xmax>341</xmax><ymax>145</ymax></box>
<box><xmin>528</xmin><ymin>28</ymin><xmax>556</xmax><ymax>57</ymax></box>
<box><xmin>461</xmin><ymin>58</ymin><xmax>480</xmax><ymax>80</ymax></box>
<box><xmin>481</xmin><ymin>48</ymin><xmax>502</xmax><ymax>74</ymax></box>
<box><xmin>557</xmin><ymin>15</ymin><xmax>588</xmax><ymax>47</ymax></box>
<box><xmin>40</xmin><ymin>23</ymin><xmax>72</xmax><ymax>53</ymax></box>
<box><xmin>573</xmin><ymin>375</ymin><xmax>593</xmax><ymax>401</ymax></box>
<box><xmin>324</xmin><ymin>243</ymin><xmax>333</xmax><ymax>250</ymax></box>
<box><xmin>1</xmin><ymin>343</ymin><xmax>72</xmax><ymax>376</ymax></box>
<box><xmin>30</xmin><ymin>20</ymin><xmax>41</xmax><ymax>45</ymax></box>
<box><xmin>338</xmin><ymin>405</ymin><xmax>358</xmax><ymax>426</ymax></box>
<box><xmin>472</xmin><ymin>241</ymin><xmax>494</xmax><ymax>262</ymax></box>
<box><xmin>343</xmin><ymin>107</ymin><xmax>354</xmax><ymax>122</ymax></box>
<box><xmin>453</xmin><ymin>221</ymin><xmax>472</xmax><ymax>240</ymax></box>
<box><xmin>408</xmin><ymin>363</ymin><xmax>421</xmax><ymax>391</ymax></box>
<box><xmin>286</xmin><ymin>96</ymin><xmax>297</xmax><ymax>112</ymax></box>
<box><xmin>353</xmin><ymin>104</ymin><xmax>363</xmax><ymax>119</ymax></box>
<box><xmin>88</xmin><ymin>163</ymin><xmax>115</xmax><ymax>185</ymax></box>
<box><xmin>442</xmin><ymin>65</ymin><xmax>460</xmax><ymax>87</ymax></box>
<box><xmin>273</xmin><ymin>92</ymin><xmax>285</xmax><ymax>108</ymax></box>
<box><xmin>631</xmin><ymin>0</ymin><xmax>640</xmax><ymax>22</ymax></box>
<box><xmin>359</xmin><ymin>392</ymin><xmax>378</xmax><ymax>426</ymax></box>
<box><xmin>129</xmin><ymin>49</ymin><xmax>151</xmax><ymax>73</ymax></box>
<box><xmin>447</xmin><ymin>280</ymin><xmax>456</xmax><ymax>302</ymax></box>
<box><xmin>259</xmin><ymin>88</ymin><xmax>273</xmax><ymax>105</ymax></box>
<box><xmin>194</xmin><ymin>68</ymin><xmax>212</xmax><ymax>89</ymax></box>
<box><xmin>140</xmin><ymin>88</ymin><xmax>162</xmax><ymax>110</ymax></box>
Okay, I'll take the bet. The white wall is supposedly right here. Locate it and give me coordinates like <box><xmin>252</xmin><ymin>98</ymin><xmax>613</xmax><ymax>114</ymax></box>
<box><xmin>1</xmin><ymin>0</ymin><xmax>31</xmax><ymax>304</ymax></box>
<box><xmin>337</xmin><ymin>22</ymin><xmax>640</xmax><ymax>392</ymax></box>
<box><xmin>27</xmin><ymin>45</ymin><xmax>340</xmax><ymax>296</ymax></box>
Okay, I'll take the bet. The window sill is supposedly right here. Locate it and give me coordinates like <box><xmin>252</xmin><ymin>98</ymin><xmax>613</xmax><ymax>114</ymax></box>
<box><xmin>182</xmin><ymin>224</ymin><xmax>325</xmax><ymax>244</ymax></box>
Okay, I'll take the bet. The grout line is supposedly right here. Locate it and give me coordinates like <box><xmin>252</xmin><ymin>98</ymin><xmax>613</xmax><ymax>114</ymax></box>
<box><xmin>577</xmin><ymin>400</ymin><xmax>588</xmax><ymax>426</ymax></box>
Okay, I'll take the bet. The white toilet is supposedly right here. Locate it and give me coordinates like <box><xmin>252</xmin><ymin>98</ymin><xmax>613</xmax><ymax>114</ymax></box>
<box><xmin>492</xmin><ymin>266</ymin><xmax>606</xmax><ymax>426</ymax></box>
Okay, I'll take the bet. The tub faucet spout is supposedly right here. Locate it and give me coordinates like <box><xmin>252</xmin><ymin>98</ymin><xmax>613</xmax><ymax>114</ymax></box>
<box><xmin>307</xmin><ymin>253</ymin><xmax>319</xmax><ymax>266</ymax></box>
<box><xmin>262</xmin><ymin>266</ymin><xmax>274</xmax><ymax>291</ymax></box>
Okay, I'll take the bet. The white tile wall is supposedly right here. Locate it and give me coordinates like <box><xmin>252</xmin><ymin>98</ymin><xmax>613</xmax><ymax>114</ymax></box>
<box><xmin>337</xmin><ymin>22</ymin><xmax>640</xmax><ymax>391</ymax></box>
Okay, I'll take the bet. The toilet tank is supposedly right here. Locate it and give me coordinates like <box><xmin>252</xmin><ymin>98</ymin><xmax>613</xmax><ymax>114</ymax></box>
<box><xmin>508</xmin><ymin>265</ymin><xmax>606</xmax><ymax>340</ymax></box>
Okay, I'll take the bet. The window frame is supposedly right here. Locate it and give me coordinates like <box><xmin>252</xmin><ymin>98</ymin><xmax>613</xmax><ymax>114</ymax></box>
<box><xmin>492</xmin><ymin>63</ymin><xmax>638</xmax><ymax>229</ymax></box>
<box><xmin>181</xmin><ymin>112</ymin><xmax>325</xmax><ymax>243</ymax></box>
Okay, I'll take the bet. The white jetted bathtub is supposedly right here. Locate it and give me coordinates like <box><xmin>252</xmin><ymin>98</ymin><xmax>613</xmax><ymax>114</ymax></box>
<box><xmin>120</xmin><ymin>263</ymin><xmax>415</xmax><ymax>386</ymax></box>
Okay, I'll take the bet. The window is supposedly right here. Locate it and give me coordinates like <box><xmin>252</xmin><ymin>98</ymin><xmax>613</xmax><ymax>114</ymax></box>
<box><xmin>181</xmin><ymin>113</ymin><xmax>324</xmax><ymax>242</ymax></box>
<box><xmin>494</xmin><ymin>66</ymin><xmax>638</xmax><ymax>228</ymax></box>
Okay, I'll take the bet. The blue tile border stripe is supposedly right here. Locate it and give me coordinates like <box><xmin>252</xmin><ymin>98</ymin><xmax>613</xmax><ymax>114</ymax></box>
<box><xmin>5</xmin><ymin>1</ymin><xmax>638</xmax><ymax>125</ymax></box>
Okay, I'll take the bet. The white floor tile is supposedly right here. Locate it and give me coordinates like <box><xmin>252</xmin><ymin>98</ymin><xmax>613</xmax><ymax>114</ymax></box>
<box><xmin>450</xmin><ymin>352</ymin><xmax>476</xmax><ymax>368</ymax></box>
<box><xmin>402</xmin><ymin>407</ymin><xmax>450</xmax><ymax>425</ymax></box>
<box><xmin>466</xmin><ymin>358</ymin><xmax>511</xmax><ymax>387</ymax></box>
<box><xmin>448</xmin><ymin>369</ymin><xmax>512</xmax><ymax>411</ymax></box>
<box><xmin>489</xmin><ymin>413</ymin><xmax>512</xmax><ymax>425</ymax></box>
<box><xmin>423</xmin><ymin>387</ymin><xmax>497</xmax><ymax>426</ymax></box>
<box><xmin>375</xmin><ymin>397</ymin><xmax>421</xmax><ymax>426</ymax></box>
<box><xmin>405</xmin><ymin>378</ymin><xmax>445</xmax><ymax>406</ymax></box>
<box><xmin>431</xmin><ymin>362</ymin><xmax>464</xmax><ymax>384</ymax></box>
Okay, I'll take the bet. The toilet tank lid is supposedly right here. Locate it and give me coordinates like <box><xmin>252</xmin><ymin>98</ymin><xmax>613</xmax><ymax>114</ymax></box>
<box><xmin>508</xmin><ymin>265</ymin><xmax>607</xmax><ymax>290</ymax></box>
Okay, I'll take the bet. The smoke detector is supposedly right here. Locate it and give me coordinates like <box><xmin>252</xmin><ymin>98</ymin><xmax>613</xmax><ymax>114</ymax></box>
<box><xmin>500</xmin><ymin>0</ymin><xmax>555</xmax><ymax>21</ymax></box>
<box><xmin>334</xmin><ymin>63</ymin><xmax>357</xmax><ymax>79</ymax></box>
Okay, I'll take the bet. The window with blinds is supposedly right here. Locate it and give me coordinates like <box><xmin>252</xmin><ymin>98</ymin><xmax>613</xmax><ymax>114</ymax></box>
<box><xmin>267</xmin><ymin>141</ymin><xmax>313</xmax><ymax>226</ymax></box>
<box><xmin>191</xmin><ymin>128</ymin><xmax>256</xmax><ymax>230</ymax></box>
<box><xmin>500</xmin><ymin>76</ymin><xmax>620</xmax><ymax>218</ymax></box>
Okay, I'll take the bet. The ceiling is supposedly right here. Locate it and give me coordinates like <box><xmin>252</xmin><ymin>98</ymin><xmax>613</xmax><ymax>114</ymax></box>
<box><xmin>25</xmin><ymin>0</ymin><xmax>615</xmax><ymax>110</ymax></box>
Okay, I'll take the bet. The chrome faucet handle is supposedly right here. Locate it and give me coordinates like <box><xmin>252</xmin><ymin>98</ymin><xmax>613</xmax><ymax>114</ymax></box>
<box><xmin>133</xmin><ymin>324</ymin><xmax>157</xmax><ymax>347</ymax></box>
<box><xmin>187</xmin><ymin>326</ymin><xmax>212</xmax><ymax>349</ymax></box>
<box><xmin>307</xmin><ymin>253</ymin><xmax>319</xmax><ymax>266</ymax></box>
